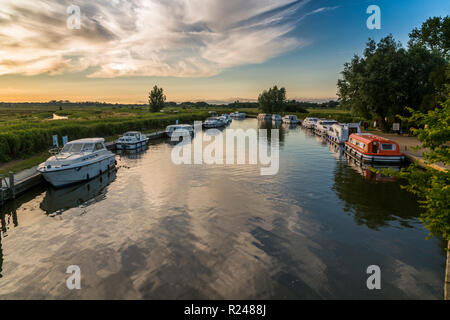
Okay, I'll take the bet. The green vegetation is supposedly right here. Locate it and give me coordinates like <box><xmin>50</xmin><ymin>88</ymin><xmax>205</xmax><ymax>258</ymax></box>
<box><xmin>390</xmin><ymin>100</ymin><xmax>450</xmax><ymax>241</ymax></box>
<box><xmin>348</xmin><ymin>16</ymin><xmax>450</xmax><ymax>241</ymax></box>
<box><xmin>337</xmin><ymin>36</ymin><xmax>446</xmax><ymax>131</ymax></box>
<box><xmin>257</xmin><ymin>85</ymin><xmax>316</xmax><ymax>114</ymax></box>
<box><xmin>149</xmin><ymin>85</ymin><xmax>166</xmax><ymax>112</ymax></box>
<box><xmin>0</xmin><ymin>106</ymin><xmax>210</xmax><ymax>165</ymax></box>
<box><xmin>338</xmin><ymin>16</ymin><xmax>449</xmax><ymax>132</ymax></box>
<box><xmin>258</xmin><ymin>86</ymin><xmax>287</xmax><ymax>113</ymax></box>
<box><xmin>0</xmin><ymin>151</ymin><xmax>49</xmax><ymax>176</ymax></box>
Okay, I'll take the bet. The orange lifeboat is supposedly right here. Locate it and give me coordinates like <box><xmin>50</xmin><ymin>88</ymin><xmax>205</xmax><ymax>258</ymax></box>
<box><xmin>344</xmin><ymin>133</ymin><xmax>405</xmax><ymax>163</ymax></box>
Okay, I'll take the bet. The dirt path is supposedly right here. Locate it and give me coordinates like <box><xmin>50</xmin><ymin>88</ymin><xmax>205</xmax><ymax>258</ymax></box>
<box><xmin>364</xmin><ymin>130</ymin><xmax>449</xmax><ymax>171</ymax></box>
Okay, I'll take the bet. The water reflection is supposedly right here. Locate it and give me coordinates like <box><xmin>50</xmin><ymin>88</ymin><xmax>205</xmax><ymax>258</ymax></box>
<box><xmin>332</xmin><ymin>160</ymin><xmax>420</xmax><ymax>229</ymax></box>
<box><xmin>282</xmin><ymin>123</ymin><xmax>299</xmax><ymax>130</ymax></box>
<box><xmin>40</xmin><ymin>169</ymin><xmax>117</xmax><ymax>216</ymax></box>
<box><xmin>257</xmin><ymin>120</ymin><xmax>286</xmax><ymax>144</ymax></box>
<box><xmin>326</xmin><ymin>142</ymin><xmax>399</xmax><ymax>182</ymax></box>
<box><xmin>0</xmin><ymin>119</ymin><xmax>445</xmax><ymax>299</ymax></box>
<box><xmin>116</xmin><ymin>146</ymin><xmax>149</xmax><ymax>159</ymax></box>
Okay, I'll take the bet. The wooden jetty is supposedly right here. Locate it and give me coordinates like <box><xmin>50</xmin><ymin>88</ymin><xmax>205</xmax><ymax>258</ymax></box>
<box><xmin>1</xmin><ymin>168</ymin><xmax>43</xmax><ymax>205</ymax></box>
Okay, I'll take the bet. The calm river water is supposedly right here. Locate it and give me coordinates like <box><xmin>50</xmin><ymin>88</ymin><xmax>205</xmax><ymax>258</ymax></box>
<box><xmin>0</xmin><ymin>119</ymin><xmax>446</xmax><ymax>299</ymax></box>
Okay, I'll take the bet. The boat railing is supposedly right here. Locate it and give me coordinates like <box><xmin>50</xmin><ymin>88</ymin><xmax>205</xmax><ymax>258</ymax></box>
<box><xmin>49</xmin><ymin>147</ymin><xmax>62</xmax><ymax>156</ymax></box>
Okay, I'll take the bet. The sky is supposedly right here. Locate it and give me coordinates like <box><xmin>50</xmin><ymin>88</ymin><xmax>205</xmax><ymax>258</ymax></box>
<box><xmin>0</xmin><ymin>0</ymin><xmax>449</xmax><ymax>104</ymax></box>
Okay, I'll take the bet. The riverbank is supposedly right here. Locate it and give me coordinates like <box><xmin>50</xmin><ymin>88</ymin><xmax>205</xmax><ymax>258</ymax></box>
<box><xmin>364</xmin><ymin>130</ymin><xmax>449</xmax><ymax>172</ymax></box>
<box><xmin>0</xmin><ymin>118</ymin><xmax>444</xmax><ymax>299</ymax></box>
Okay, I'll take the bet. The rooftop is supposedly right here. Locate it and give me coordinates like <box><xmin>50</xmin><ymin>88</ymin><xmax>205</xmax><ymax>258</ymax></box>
<box><xmin>350</xmin><ymin>133</ymin><xmax>398</xmax><ymax>144</ymax></box>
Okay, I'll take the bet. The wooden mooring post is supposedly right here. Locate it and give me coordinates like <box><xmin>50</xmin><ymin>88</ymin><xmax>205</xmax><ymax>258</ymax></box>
<box><xmin>445</xmin><ymin>240</ymin><xmax>449</xmax><ymax>300</ymax></box>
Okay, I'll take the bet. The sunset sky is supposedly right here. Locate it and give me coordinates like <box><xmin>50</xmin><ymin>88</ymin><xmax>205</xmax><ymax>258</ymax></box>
<box><xmin>0</xmin><ymin>0</ymin><xmax>449</xmax><ymax>104</ymax></box>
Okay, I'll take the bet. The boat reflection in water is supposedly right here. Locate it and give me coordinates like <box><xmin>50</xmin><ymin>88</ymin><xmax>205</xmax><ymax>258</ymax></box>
<box><xmin>39</xmin><ymin>169</ymin><xmax>117</xmax><ymax>216</ymax></box>
<box><xmin>332</xmin><ymin>158</ymin><xmax>418</xmax><ymax>230</ymax></box>
<box><xmin>327</xmin><ymin>140</ymin><xmax>399</xmax><ymax>182</ymax></box>
<box><xmin>282</xmin><ymin>122</ymin><xmax>299</xmax><ymax>130</ymax></box>
<box><xmin>344</xmin><ymin>155</ymin><xmax>400</xmax><ymax>182</ymax></box>
<box><xmin>116</xmin><ymin>145</ymin><xmax>149</xmax><ymax>159</ymax></box>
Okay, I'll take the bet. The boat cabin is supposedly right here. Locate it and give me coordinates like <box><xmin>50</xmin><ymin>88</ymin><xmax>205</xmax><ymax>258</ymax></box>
<box><xmin>61</xmin><ymin>138</ymin><xmax>106</xmax><ymax>154</ymax></box>
<box><xmin>346</xmin><ymin>134</ymin><xmax>402</xmax><ymax>155</ymax></box>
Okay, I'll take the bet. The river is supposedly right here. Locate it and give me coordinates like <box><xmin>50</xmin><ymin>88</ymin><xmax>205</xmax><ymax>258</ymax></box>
<box><xmin>0</xmin><ymin>119</ymin><xmax>446</xmax><ymax>299</ymax></box>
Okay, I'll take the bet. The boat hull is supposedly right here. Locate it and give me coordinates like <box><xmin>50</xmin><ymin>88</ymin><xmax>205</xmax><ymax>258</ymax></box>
<box><xmin>116</xmin><ymin>139</ymin><xmax>149</xmax><ymax>150</ymax></box>
<box><xmin>40</xmin><ymin>155</ymin><xmax>117</xmax><ymax>187</ymax></box>
<box><xmin>344</xmin><ymin>145</ymin><xmax>405</xmax><ymax>163</ymax></box>
<box><xmin>203</xmin><ymin>123</ymin><xmax>226</xmax><ymax>129</ymax></box>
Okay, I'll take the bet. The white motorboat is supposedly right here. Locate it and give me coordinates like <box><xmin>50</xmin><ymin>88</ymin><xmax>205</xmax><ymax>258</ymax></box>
<box><xmin>230</xmin><ymin>112</ymin><xmax>246</xmax><ymax>119</ymax></box>
<box><xmin>219</xmin><ymin>114</ymin><xmax>232</xmax><ymax>124</ymax></box>
<box><xmin>315</xmin><ymin>119</ymin><xmax>338</xmax><ymax>136</ymax></box>
<box><xmin>166</xmin><ymin>124</ymin><xmax>194</xmax><ymax>138</ymax></box>
<box><xmin>272</xmin><ymin>114</ymin><xmax>282</xmax><ymax>122</ymax></box>
<box><xmin>203</xmin><ymin>117</ymin><xmax>226</xmax><ymax>128</ymax></box>
<box><xmin>37</xmin><ymin>138</ymin><xmax>116</xmax><ymax>187</ymax></box>
<box><xmin>302</xmin><ymin>117</ymin><xmax>319</xmax><ymax>129</ymax></box>
<box><xmin>116</xmin><ymin>131</ymin><xmax>149</xmax><ymax>150</ymax></box>
<box><xmin>282</xmin><ymin>115</ymin><xmax>300</xmax><ymax>124</ymax></box>
<box><xmin>328</xmin><ymin>123</ymin><xmax>361</xmax><ymax>144</ymax></box>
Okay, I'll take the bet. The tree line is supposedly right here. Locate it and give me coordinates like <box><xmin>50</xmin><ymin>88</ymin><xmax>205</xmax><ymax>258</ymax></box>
<box><xmin>339</xmin><ymin>16</ymin><xmax>449</xmax><ymax>242</ymax></box>
<box><xmin>337</xmin><ymin>16</ymin><xmax>449</xmax><ymax>131</ymax></box>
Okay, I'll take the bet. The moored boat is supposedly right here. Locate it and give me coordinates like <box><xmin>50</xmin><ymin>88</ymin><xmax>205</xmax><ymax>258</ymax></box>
<box><xmin>230</xmin><ymin>112</ymin><xmax>246</xmax><ymax>119</ymax></box>
<box><xmin>203</xmin><ymin>117</ymin><xmax>226</xmax><ymax>128</ymax></box>
<box><xmin>302</xmin><ymin>117</ymin><xmax>318</xmax><ymax>129</ymax></box>
<box><xmin>37</xmin><ymin>138</ymin><xmax>116</xmax><ymax>187</ymax></box>
<box><xmin>219</xmin><ymin>114</ymin><xmax>232</xmax><ymax>124</ymax></box>
<box><xmin>116</xmin><ymin>131</ymin><xmax>149</xmax><ymax>150</ymax></box>
<box><xmin>344</xmin><ymin>133</ymin><xmax>404</xmax><ymax>163</ymax></box>
<box><xmin>328</xmin><ymin>123</ymin><xmax>361</xmax><ymax>144</ymax></box>
<box><xmin>315</xmin><ymin>119</ymin><xmax>338</xmax><ymax>136</ymax></box>
<box><xmin>165</xmin><ymin>124</ymin><xmax>194</xmax><ymax>138</ymax></box>
<box><xmin>282</xmin><ymin>115</ymin><xmax>300</xmax><ymax>124</ymax></box>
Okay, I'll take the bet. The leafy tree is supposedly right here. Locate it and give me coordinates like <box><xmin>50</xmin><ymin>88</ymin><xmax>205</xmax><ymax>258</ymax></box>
<box><xmin>149</xmin><ymin>85</ymin><xmax>166</xmax><ymax>112</ymax></box>
<box><xmin>284</xmin><ymin>100</ymin><xmax>308</xmax><ymax>113</ymax></box>
<box><xmin>392</xmin><ymin>100</ymin><xmax>450</xmax><ymax>241</ymax></box>
<box><xmin>337</xmin><ymin>35</ymin><xmax>446</xmax><ymax>130</ymax></box>
<box><xmin>409</xmin><ymin>16</ymin><xmax>450</xmax><ymax>57</ymax></box>
<box><xmin>258</xmin><ymin>86</ymin><xmax>286</xmax><ymax>113</ymax></box>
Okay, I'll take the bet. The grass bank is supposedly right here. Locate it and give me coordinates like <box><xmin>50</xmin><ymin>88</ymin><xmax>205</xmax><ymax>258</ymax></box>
<box><xmin>0</xmin><ymin>106</ymin><xmax>211</xmax><ymax>168</ymax></box>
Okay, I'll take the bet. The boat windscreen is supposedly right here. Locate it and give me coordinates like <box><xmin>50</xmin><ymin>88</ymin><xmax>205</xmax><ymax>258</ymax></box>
<box><xmin>70</xmin><ymin>144</ymin><xmax>83</xmax><ymax>153</ymax></box>
<box><xmin>61</xmin><ymin>144</ymin><xmax>72</xmax><ymax>153</ymax></box>
<box><xmin>82</xmin><ymin>143</ymin><xmax>94</xmax><ymax>152</ymax></box>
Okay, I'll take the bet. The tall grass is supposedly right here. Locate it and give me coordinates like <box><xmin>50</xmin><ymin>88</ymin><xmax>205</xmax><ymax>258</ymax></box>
<box><xmin>0</xmin><ymin>110</ymin><xmax>209</xmax><ymax>163</ymax></box>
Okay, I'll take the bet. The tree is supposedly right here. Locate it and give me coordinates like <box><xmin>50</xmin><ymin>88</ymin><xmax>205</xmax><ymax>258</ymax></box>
<box><xmin>258</xmin><ymin>86</ymin><xmax>286</xmax><ymax>113</ymax></box>
<box><xmin>149</xmin><ymin>85</ymin><xmax>166</xmax><ymax>112</ymax></box>
<box><xmin>409</xmin><ymin>16</ymin><xmax>450</xmax><ymax>57</ymax></box>
<box><xmin>337</xmin><ymin>35</ymin><xmax>446</xmax><ymax>130</ymax></box>
<box><xmin>393</xmin><ymin>100</ymin><xmax>450</xmax><ymax>241</ymax></box>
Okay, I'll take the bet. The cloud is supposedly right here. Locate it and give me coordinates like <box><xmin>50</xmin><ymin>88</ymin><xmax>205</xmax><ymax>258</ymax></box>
<box><xmin>0</xmin><ymin>0</ymin><xmax>333</xmax><ymax>78</ymax></box>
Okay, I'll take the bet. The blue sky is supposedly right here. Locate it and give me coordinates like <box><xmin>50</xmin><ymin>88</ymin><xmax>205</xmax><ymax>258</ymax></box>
<box><xmin>0</xmin><ymin>0</ymin><xmax>449</xmax><ymax>103</ymax></box>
